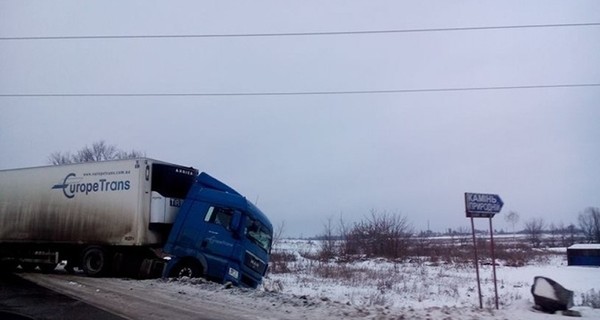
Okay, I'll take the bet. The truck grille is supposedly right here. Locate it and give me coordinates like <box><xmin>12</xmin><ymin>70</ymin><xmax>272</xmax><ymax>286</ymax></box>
<box><xmin>244</xmin><ymin>251</ymin><xmax>266</xmax><ymax>274</ymax></box>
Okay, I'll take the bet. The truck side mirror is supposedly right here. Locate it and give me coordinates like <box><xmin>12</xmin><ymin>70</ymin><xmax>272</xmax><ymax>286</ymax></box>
<box><xmin>230</xmin><ymin>211</ymin><xmax>242</xmax><ymax>237</ymax></box>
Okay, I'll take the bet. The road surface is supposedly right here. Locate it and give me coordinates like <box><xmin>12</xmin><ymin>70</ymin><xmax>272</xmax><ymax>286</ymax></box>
<box><xmin>0</xmin><ymin>272</ymin><xmax>126</xmax><ymax>320</ymax></box>
<box><xmin>15</xmin><ymin>272</ymin><xmax>278</xmax><ymax>320</ymax></box>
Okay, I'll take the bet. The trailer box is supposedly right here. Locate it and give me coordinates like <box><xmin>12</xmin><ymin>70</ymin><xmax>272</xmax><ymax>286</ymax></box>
<box><xmin>0</xmin><ymin>159</ymin><xmax>196</xmax><ymax>246</ymax></box>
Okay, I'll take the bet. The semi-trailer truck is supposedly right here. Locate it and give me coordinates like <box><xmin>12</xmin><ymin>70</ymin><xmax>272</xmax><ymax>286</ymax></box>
<box><xmin>0</xmin><ymin>158</ymin><xmax>272</xmax><ymax>288</ymax></box>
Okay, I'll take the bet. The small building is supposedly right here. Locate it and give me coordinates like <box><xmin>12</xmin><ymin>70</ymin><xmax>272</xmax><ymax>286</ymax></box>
<box><xmin>567</xmin><ymin>244</ymin><xmax>600</xmax><ymax>266</ymax></box>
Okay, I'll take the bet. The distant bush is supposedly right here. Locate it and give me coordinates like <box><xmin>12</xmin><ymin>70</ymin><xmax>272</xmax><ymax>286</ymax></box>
<box><xmin>344</xmin><ymin>210</ymin><xmax>413</xmax><ymax>260</ymax></box>
<box><xmin>581</xmin><ymin>289</ymin><xmax>600</xmax><ymax>309</ymax></box>
<box><xmin>268</xmin><ymin>250</ymin><xmax>296</xmax><ymax>274</ymax></box>
<box><xmin>307</xmin><ymin>210</ymin><xmax>563</xmax><ymax>268</ymax></box>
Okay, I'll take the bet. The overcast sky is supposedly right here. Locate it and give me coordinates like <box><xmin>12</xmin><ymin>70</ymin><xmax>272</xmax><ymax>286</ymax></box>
<box><xmin>1</xmin><ymin>1</ymin><xmax>599</xmax><ymax>237</ymax></box>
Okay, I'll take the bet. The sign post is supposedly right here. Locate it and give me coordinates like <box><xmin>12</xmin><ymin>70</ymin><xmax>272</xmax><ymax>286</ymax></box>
<box><xmin>469</xmin><ymin>216</ymin><xmax>483</xmax><ymax>308</ymax></box>
<box><xmin>465</xmin><ymin>192</ymin><xmax>503</xmax><ymax>310</ymax></box>
<box><xmin>489</xmin><ymin>216</ymin><xmax>498</xmax><ymax>310</ymax></box>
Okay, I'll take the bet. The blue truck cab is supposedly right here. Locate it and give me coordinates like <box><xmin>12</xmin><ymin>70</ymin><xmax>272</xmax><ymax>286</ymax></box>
<box><xmin>163</xmin><ymin>172</ymin><xmax>273</xmax><ymax>288</ymax></box>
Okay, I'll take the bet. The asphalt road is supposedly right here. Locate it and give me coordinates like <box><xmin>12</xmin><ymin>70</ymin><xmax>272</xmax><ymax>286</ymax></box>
<box><xmin>0</xmin><ymin>272</ymin><xmax>127</xmax><ymax>320</ymax></box>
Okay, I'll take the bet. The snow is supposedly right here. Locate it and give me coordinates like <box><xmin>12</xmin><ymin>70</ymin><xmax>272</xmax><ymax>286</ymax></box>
<box><xmin>262</xmin><ymin>239</ymin><xmax>600</xmax><ymax>319</ymax></box>
<box><xmin>532</xmin><ymin>277</ymin><xmax>558</xmax><ymax>300</ymax></box>
<box><xmin>23</xmin><ymin>240</ymin><xmax>600</xmax><ymax>319</ymax></box>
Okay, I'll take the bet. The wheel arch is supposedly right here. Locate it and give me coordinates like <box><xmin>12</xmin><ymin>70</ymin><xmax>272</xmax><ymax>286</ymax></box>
<box><xmin>166</xmin><ymin>254</ymin><xmax>207</xmax><ymax>278</ymax></box>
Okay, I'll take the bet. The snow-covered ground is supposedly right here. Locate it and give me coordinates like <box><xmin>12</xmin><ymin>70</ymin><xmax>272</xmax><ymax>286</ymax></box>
<box><xmin>261</xmin><ymin>239</ymin><xmax>600</xmax><ymax>319</ymax></box>
<box><xmin>20</xmin><ymin>239</ymin><xmax>600</xmax><ymax>319</ymax></box>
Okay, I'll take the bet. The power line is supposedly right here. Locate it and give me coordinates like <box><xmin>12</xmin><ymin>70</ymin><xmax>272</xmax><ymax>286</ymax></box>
<box><xmin>1</xmin><ymin>22</ymin><xmax>599</xmax><ymax>41</ymax></box>
<box><xmin>1</xmin><ymin>83</ymin><xmax>598</xmax><ymax>97</ymax></box>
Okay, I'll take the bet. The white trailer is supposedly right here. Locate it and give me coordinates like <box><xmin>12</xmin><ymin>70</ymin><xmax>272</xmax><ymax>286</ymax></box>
<box><xmin>0</xmin><ymin>158</ymin><xmax>197</xmax><ymax>276</ymax></box>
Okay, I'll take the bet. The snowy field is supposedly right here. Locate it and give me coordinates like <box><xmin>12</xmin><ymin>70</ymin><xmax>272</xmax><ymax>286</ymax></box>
<box><xmin>260</xmin><ymin>239</ymin><xmax>600</xmax><ymax>319</ymax></box>
<box><xmin>21</xmin><ymin>239</ymin><xmax>600</xmax><ymax>319</ymax></box>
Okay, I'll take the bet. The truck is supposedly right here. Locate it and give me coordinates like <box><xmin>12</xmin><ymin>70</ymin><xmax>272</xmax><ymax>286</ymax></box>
<box><xmin>0</xmin><ymin>158</ymin><xmax>273</xmax><ymax>288</ymax></box>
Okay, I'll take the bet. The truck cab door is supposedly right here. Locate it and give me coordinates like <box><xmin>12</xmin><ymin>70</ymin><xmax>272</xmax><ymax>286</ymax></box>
<box><xmin>200</xmin><ymin>206</ymin><xmax>237</xmax><ymax>278</ymax></box>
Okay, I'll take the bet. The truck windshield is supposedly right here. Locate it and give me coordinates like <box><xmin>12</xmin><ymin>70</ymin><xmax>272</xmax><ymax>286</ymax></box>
<box><xmin>246</xmin><ymin>218</ymin><xmax>272</xmax><ymax>253</ymax></box>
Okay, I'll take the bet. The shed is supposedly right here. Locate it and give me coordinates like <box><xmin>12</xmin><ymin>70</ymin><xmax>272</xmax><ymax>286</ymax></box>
<box><xmin>567</xmin><ymin>244</ymin><xmax>600</xmax><ymax>266</ymax></box>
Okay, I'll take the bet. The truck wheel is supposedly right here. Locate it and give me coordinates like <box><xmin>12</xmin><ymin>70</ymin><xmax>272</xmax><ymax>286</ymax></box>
<box><xmin>81</xmin><ymin>247</ymin><xmax>109</xmax><ymax>276</ymax></box>
<box><xmin>171</xmin><ymin>261</ymin><xmax>201</xmax><ymax>278</ymax></box>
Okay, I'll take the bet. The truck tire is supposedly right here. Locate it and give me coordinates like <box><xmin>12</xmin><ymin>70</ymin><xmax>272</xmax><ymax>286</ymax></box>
<box><xmin>81</xmin><ymin>247</ymin><xmax>109</xmax><ymax>276</ymax></box>
<box><xmin>171</xmin><ymin>260</ymin><xmax>202</xmax><ymax>278</ymax></box>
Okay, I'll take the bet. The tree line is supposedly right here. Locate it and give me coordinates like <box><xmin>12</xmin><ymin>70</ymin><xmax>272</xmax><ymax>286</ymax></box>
<box><xmin>303</xmin><ymin>206</ymin><xmax>600</xmax><ymax>262</ymax></box>
<box><xmin>519</xmin><ymin>207</ymin><xmax>600</xmax><ymax>247</ymax></box>
<box><xmin>48</xmin><ymin>141</ymin><xmax>144</xmax><ymax>165</ymax></box>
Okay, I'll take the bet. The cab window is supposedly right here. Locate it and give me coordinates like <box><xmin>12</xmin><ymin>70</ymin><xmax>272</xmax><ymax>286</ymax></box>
<box><xmin>245</xmin><ymin>218</ymin><xmax>272</xmax><ymax>252</ymax></box>
<box><xmin>204</xmin><ymin>206</ymin><xmax>233</xmax><ymax>230</ymax></box>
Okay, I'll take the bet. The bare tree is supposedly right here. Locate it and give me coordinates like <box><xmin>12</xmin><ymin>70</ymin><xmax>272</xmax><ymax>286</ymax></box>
<box><xmin>524</xmin><ymin>218</ymin><xmax>545</xmax><ymax>248</ymax></box>
<box><xmin>579</xmin><ymin>207</ymin><xmax>600</xmax><ymax>243</ymax></box>
<box><xmin>48</xmin><ymin>151</ymin><xmax>73</xmax><ymax>165</ymax></box>
<box><xmin>271</xmin><ymin>220</ymin><xmax>286</xmax><ymax>249</ymax></box>
<box><xmin>49</xmin><ymin>141</ymin><xmax>145</xmax><ymax>165</ymax></box>
<box><xmin>504</xmin><ymin>211</ymin><xmax>520</xmax><ymax>239</ymax></box>
<box><xmin>319</xmin><ymin>216</ymin><xmax>337</xmax><ymax>260</ymax></box>
<box><xmin>337</xmin><ymin>212</ymin><xmax>351</xmax><ymax>258</ymax></box>
<box><xmin>73</xmin><ymin>141</ymin><xmax>116</xmax><ymax>162</ymax></box>
<box><xmin>266</xmin><ymin>220</ymin><xmax>291</xmax><ymax>274</ymax></box>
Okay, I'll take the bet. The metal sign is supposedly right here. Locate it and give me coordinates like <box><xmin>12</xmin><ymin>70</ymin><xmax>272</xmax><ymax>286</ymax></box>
<box><xmin>464</xmin><ymin>192</ymin><xmax>503</xmax><ymax>217</ymax></box>
<box><xmin>465</xmin><ymin>191</ymin><xmax>503</xmax><ymax>310</ymax></box>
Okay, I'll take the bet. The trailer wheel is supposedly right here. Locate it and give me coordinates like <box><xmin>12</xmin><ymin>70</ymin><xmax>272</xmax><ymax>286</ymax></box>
<box><xmin>81</xmin><ymin>247</ymin><xmax>109</xmax><ymax>276</ymax></box>
<box><xmin>171</xmin><ymin>260</ymin><xmax>201</xmax><ymax>278</ymax></box>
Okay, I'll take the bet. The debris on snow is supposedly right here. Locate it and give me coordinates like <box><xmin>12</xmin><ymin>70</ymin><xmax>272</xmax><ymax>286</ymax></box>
<box><xmin>531</xmin><ymin>276</ymin><xmax>579</xmax><ymax>316</ymax></box>
<box><xmin>532</xmin><ymin>276</ymin><xmax>560</xmax><ymax>300</ymax></box>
